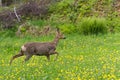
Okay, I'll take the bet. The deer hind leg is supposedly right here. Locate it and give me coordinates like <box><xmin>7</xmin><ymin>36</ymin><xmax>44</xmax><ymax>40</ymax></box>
<box><xmin>24</xmin><ymin>55</ymin><xmax>32</xmax><ymax>62</ymax></box>
<box><xmin>10</xmin><ymin>50</ymin><xmax>24</xmax><ymax>65</ymax></box>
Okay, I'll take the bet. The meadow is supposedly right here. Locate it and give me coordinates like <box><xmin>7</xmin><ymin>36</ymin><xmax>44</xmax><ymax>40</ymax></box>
<box><xmin>0</xmin><ymin>33</ymin><xmax>120</xmax><ymax>80</ymax></box>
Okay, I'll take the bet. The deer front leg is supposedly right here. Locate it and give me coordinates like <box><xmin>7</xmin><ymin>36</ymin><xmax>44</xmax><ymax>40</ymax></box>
<box><xmin>10</xmin><ymin>50</ymin><xmax>23</xmax><ymax>65</ymax></box>
<box><xmin>49</xmin><ymin>50</ymin><xmax>59</xmax><ymax>61</ymax></box>
<box><xmin>46</xmin><ymin>54</ymin><xmax>50</xmax><ymax>61</ymax></box>
<box><xmin>54</xmin><ymin>51</ymin><xmax>59</xmax><ymax>61</ymax></box>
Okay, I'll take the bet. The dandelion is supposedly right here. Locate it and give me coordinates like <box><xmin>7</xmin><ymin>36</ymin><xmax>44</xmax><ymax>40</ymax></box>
<box><xmin>0</xmin><ymin>76</ymin><xmax>3</xmax><ymax>79</ymax></box>
<box><xmin>1</xmin><ymin>59</ymin><xmax>4</xmax><ymax>64</ymax></box>
<box><xmin>111</xmin><ymin>74</ymin><xmax>116</xmax><ymax>79</ymax></box>
<box><xmin>18</xmin><ymin>77</ymin><xmax>21</xmax><ymax>80</ymax></box>
<box><xmin>77</xmin><ymin>76</ymin><xmax>81</xmax><ymax>80</ymax></box>
<box><xmin>79</xmin><ymin>55</ymin><xmax>84</xmax><ymax>61</ymax></box>
<box><xmin>103</xmin><ymin>74</ymin><xmax>107</xmax><ymax>79</ymax></box>
<box><xmin>103</xmin><ymin>64</ymin><xmax>107</xmax><ymax>69</ymax></box>
<box><xmin>60</xmin><ymin>69</ymin><xmax>63</xmax><ymax>73</ymax></box>
<box><xmin>55</xmin><ymin>77</ymin><xmax>60</xmax><ymax>80</ymax></box>
<box><xmin>15</xmin><ymin>43</ymin><xmax>18</xmax><ymax>46</ymax></box>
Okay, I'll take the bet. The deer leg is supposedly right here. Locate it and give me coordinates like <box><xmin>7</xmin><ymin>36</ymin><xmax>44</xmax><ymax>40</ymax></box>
<box><xmin>24</xmin><ymin>55</ymin><xmax>32</xmax><ymax>62</ymax></box>
<box><xmin>46</xmin><ymin>55</ymin><xmax>50</xmax><ymax>61</ymax></box>
<box><xmin>49</xmin><ymin>50</ymin><xmax>59</xmax><ymax>61</ymax></box>
<box><xmin>10</xmin><ymin>51</ymin><xmax>24</xmax><ymax>65</ymax></box>
<box><xmin>54</xmin><ymin>52</ymin><xmax>59</xmax><ymax>61</ymax></box>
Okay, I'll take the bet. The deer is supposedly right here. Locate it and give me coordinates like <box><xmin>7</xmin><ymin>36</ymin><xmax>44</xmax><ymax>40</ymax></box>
<box><xmin>10</xmin><ymin>28</ymin><xmax>66</xmax><ymax>65</ymax></box>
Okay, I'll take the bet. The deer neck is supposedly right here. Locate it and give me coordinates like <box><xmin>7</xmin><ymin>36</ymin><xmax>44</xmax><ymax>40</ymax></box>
<box><xmin>52</xmin><ymin>36</ymin><xmax>60</xmax><ymax>46</ymax></box>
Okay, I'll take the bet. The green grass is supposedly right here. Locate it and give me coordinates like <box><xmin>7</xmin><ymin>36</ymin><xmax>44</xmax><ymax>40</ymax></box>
<box><xmin>0</xmin><ymin>33</ymin><xmax>120</xmax><ymax>80</ymax></box>
<box><xmin>28</xmin><ymin>20</ymin><xmax>47</xmax><ymax>28</ymax></box>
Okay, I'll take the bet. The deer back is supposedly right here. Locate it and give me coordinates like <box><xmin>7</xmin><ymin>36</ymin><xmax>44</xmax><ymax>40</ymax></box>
<box><xmin>21</xmin><ymin>42</ymin><xmax>56</xmax><ymax>55</ymax></box>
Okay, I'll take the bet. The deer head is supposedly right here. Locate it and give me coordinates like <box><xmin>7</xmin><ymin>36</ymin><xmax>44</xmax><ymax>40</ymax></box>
<box><xmin>52</xmin><ymin>28</ymin><xmax>66</xmax><ymax>46</ymax></box>
<box><xmin>56</xmin><ymin>28</ymin><xmax>66</xmax><ymax>39</ymax></box>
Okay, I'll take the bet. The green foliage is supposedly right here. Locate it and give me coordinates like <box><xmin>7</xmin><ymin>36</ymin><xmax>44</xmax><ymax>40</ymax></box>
<box><xmin>58</xmin><ymin>23</ymin><xmax>76</xmax><ymax>34</ymax></box>
<box><xmin>49</xmin><ymin>0</ymin><xmax>74</xmax><ymax>14</ymax></box>
<box><xmin>20</xmin><ymin>27</ymin><xmax>26</xmax><ymax>32</ymax></box>
<box><xmin>49</xmin><ymin>0</ymin><xmax>97</xmax><ymax>23</ymax></box>
<box><xmin>29</xmin><ymin>19</ymin><xmax>47</xmax><ymax>28</ymax></box>
<box><xmin>77</xmin><ymin>17</ymin><xmax>107</xmax><ymax>35</ymax></box>
<box><xmin>107</xmin><ymin>16</ymin><xmax>120</xmax><ymax>33</ymax></box>
<box><xmin>113</xmin><ymin>19</ymin><xmax>120</xmax><ymax>32</ymax></box>
<box><xmin>1</xmin><ymin>0</ymin><xmax>120</xmax><ymax>35</ymax></box>
<box><xmin>0</xmin><ymin>28</ymin><xmax>16</xmax><ymax>37</ymax></box>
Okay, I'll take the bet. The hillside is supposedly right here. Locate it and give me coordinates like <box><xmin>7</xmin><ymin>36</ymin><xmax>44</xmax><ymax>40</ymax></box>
<box><xmin>0</xmin><ymin>0</ymin><xmax>120</xmax><ymax>35</ymax></box>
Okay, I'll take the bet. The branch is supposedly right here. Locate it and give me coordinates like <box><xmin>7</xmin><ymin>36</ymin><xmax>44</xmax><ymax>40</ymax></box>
<box><xmin>14</xmin><ymin>7</ymin><xmax>21</xmax><ymax>22</ymax></box>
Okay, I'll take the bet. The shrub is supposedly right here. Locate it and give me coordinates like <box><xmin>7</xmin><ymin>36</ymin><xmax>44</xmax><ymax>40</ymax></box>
<box><xmin>58</xmin><ymin>23</ymin><xmax>76</xmax><ymax>34</ymax></box>
<box><xmin>0</xmin><ymin>1</ymin><xmax>49</xmax><ymax>29</ymax></box>
<box><xmin>107</xmin><ymin>17</ymin><xmax>120</xmax><ymax>33</ymax></box>
<box><xmin>77</xmin><ymin>17</ymin><xmax>107</xmax><ymax>35</ymax></box>
<box><xmin>29</xmin><ymin>19</ymin><xmax>47</xmax><ymax>28</ymax></box>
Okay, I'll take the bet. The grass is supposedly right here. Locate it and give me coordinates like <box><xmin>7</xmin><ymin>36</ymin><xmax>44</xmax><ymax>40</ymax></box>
<box><xmin>0</xmin><ymin>33</ymin><xmax>120</xmax><ymax>80</ymax></box>
<box><xmin>77</xmin><ymin>17</ymin><xmax>107</xmax><ymax>35</ymax></box>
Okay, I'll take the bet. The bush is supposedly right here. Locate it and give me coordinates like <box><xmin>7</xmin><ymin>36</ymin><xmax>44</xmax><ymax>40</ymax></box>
<box><xmin>107</xmin><ymin>17</ymin><xmax>120</xmax><ymax>33</ymax></box>
<box><xmin>58</xmin><ymin>23</ymin><xmax>76</xmax><ymax>34</ymax></box>
<box><xmin>77</xmin><ymin>17</ymin><xmax>107</xmax><ymax>35</ymax></box>
<box><xmin>29</xmin><ymin>19</ymin><xmax>47</xmax><ymax>28</ymax></box>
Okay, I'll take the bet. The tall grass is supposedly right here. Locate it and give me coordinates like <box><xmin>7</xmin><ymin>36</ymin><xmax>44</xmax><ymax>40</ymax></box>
<box><xmin>77</xmin><ymin>17</ymin><xmax>107</xmax><ymax>35</ymax></box>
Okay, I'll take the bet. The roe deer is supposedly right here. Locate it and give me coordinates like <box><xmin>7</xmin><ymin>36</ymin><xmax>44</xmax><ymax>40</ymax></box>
<box><xmin>10</xmin><ymin>28</ymin><xmax>66</xmax><ymax>65</ymax></box>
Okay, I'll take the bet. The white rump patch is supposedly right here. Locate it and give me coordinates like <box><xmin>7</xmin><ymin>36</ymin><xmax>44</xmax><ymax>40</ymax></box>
<box><xmin>21</xmin><ymin>45</ymin><xmax>26</xmax><ymax>51</ymax></box>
